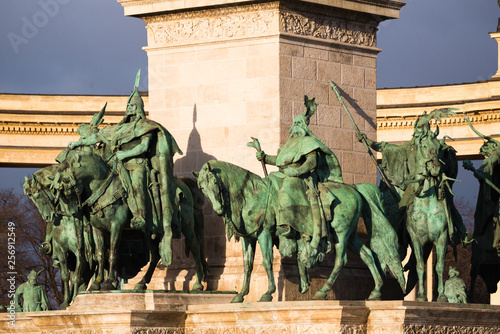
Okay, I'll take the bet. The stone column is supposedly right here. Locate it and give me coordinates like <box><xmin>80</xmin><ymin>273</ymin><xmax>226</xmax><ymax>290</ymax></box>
<box><xmin>490</xmin><ymin>31</ymin><xmax>500</xmax><ymax>80</ymax></box>
<box><xmin>117</xmin><ymin>0</ymin><xmax>404</xmax><ymax>301</ymax></box>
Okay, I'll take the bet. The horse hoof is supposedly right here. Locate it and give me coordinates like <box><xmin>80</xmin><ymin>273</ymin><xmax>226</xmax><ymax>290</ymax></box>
<box><xmin>231</xmin><ymin>294</ymin><xmax>244</xmax><ymax>303</ymax></box>
<box><xmin>259</xmin><ymin>294</ymin><xmax>273</xmax><ymax>302</ymax></box>
<box><xmin>312</xmin><ymin>291</ymin><xmax>327</xmax><ymax>300</ymax></box>
<box><xmin>191</xmin><ymin>283</ymin><xmax>204</xmax><ymax>292</ymax></box>
<box><xmin>416</xmin><ymin>296</ymin><xmax>428</xmax><ymax>302</ymax></box>
<box><xmin>437</xmin><ymin>295</ymin><xmax>448</xmax><ymax>303</ymax></box>
<box><xmin>300</xmin><ymin>285</ymin><xmax>309</xmax><ymax>294</ymax></box>
<box><xmin>102</xmin><ymin>281</ymin><xmax>117</xmax><ymax>291</ymax></box>
<box><xmin>134</xmin><ymin>283</ymin><xmax>147</xmax><ymax>291</ymax></box>
<box><xmin>89</xmin><ymin>282</ymin><xmax>101</xmax><ymax>291</ymax></box>
<box><xmin>59</xmin><ymin>302</ymin><xmax>69</xmax><ymax>310</ymax></box>
<box><xmin>367</xmin><ymin>291</ymin><xmax>382</xmax><ymax>301</ymax></box>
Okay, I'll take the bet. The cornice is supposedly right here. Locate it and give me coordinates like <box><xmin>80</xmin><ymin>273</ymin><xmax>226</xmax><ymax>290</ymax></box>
<box><xmin>377</xmin><ymin>110</ymin><xmax>500</xmax><ymax>130</ymax></box>
<box><xmin>144</xmin><ymin>1</ymin><xmax>378</xmax><ymax>49</ymax></box>
<box><xmin>0</xmin><ymin>122</ymin><xmax>118</xmax><ymax>136</ymax></box>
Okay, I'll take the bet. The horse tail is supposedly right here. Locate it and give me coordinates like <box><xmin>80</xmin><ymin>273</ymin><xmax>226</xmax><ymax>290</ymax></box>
<box><xmin>180</xmin><ymin>177</ymin><xmax>208</xmax><ymax>280</ymax></box>
<box><xmin>354</xmin><ymin>183</ymin><xmax>406</xmax><ymax>294</ymax></box>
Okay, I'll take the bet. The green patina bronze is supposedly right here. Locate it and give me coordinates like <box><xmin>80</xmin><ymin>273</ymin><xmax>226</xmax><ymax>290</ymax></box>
<box><xmin>195</xmin><ymin>96</ymin><xmax>405</xmax><ymax>303</ymax></box>
<box><xmin>444</xmin><ymin>267</ymin><xmax>467</xmax><ymax>304</ymax></box>
<box><xmin>463</xmin><ymin>117</ymin><xmax>500</xmax><ymax>302</ymax></box>
<box><xmin>14</xmin><ymin>270</ymin><xmax>49</xmax><ymax>312</ymax></box>
<box><xmin>24</xmin><ymin>71</ymin><xmax>207</xmax><ymax>309</ymax></box>
<box><xmin>357</xmin><ymin>109</ymin><xmax>468</xmax><ymax>302</ymax></box>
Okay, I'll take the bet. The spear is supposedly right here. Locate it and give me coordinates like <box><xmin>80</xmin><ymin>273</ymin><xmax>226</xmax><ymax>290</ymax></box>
<box><xmin>329</xmin><ymin>80</ymin><xmax>399</xmax><ymax>203</ymax></box>
<box><xmin>463</xmin><ymin>160</ymin><xmax>500</xmax><ymax>195</ymax></box>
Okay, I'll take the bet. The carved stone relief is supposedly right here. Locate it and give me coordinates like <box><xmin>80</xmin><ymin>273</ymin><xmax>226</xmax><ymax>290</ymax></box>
<box><xmin>145</xmin><ymin>2</ymin><xmax>378</xmax><ymax>48</ymax></box>
<box><xmin>279</xmin><ymin>11</ymin><xmax>377</xmax><ymax>47</ymax></box>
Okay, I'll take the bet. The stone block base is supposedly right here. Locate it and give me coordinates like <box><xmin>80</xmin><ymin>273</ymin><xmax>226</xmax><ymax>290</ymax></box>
<box><xmin>2</xmin><ymin>294</ymin><xmax>499</xmax><ymax>333</ymax></box>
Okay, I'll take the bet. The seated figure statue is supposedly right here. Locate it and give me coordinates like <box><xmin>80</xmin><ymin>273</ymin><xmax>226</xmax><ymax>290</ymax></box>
<box><xmin>256</xmin><ymin>96</ymin><xmax>343</xmax><ymax>266</ymax></box>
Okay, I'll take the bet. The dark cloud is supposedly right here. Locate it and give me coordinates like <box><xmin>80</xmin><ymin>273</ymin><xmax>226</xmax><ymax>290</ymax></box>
<box><xmin>0</xmin><ymin>0</ymin><xmax>147</xmax><ymax>95</ymax></box>
<box><xmin>377</xmin><ymin>0</ymin><xmax>499</xmax><ymax>88</ymax></box>
<box><xmin>0</xmin><ymin>0</ymin><xmax>498</xmax><ymax>196</ymax></box>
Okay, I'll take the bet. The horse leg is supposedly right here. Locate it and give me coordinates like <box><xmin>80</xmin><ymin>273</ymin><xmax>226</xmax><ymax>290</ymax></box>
<box><xmin>435</xmin><ymin>232</ymin><xmax>448</xmax><ymax>302</ymax></box>
<box><xmin>71</xmin><ymin>254</ymin><xmax>85</xmax><ymax>303</ymax></box>
<box><xmin>232</xmin><ymin>237</ymin><xmax>256</xmax><ymax>303</ymax></box>
<box><xmin>411</xmin><ymin>241</ymin><xmax>428</xmax><ymax>302</ymax></box>
<box><xmin>469</xmin><ymin>261</ymin><xmax>479</xmax><ymax>302</ymax></box>
<box><xmin>348</xmin><ymin>234</ymin><xmax>383</xmax><ymax>300</ymax></box>
<box><xmin>313</xmin><ymin>238</ymin><xmax>348</xmax><ymax>300</ymax></box>
<box><xmin>134</xmin><ymin>235</ymin><xmax>160</xmax><ymax>291</ymax></box>
<box><xmin>257</xmin><ymin>229</ymin><xmax>275</xmax><ymax>302</ymax></box>
<box><xmin>180</xmin><ymin>209</ymin><xmax>205</xmax><ymax>292</ymax></box>
<box><xmin>89</xmin><ymin>228</ymin><xmax>105</xmax><ymax>291</ymax></box>
<box><xmin>103</xmin><ymin>223</ymin><xmax>122</xmax><ymax>290</ymax></box>
<box><xmin>55</xmin><ymin>245</ymin><xmax>71</xmax><ymax>310</ymax></box>
<box><xmin>298</xmin><ymin>260</ymin><xmax>310</xmax><ymax>294</ymax></box>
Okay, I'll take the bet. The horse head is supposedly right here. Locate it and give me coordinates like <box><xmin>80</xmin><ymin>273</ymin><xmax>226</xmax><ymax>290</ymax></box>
<box><xmin>424</xmin><ymin>144</ymin><xmax>442</xmax><ymax>178</ymax></box>
<box><xmin>24</xmin><ymin>174</ymin><xmax>56</xmax><ymax>223</ymax></box>
<box><xmin>193</xmin><ymin>162</ymin><xmax>224</xmax><ymax>216</ymax></box>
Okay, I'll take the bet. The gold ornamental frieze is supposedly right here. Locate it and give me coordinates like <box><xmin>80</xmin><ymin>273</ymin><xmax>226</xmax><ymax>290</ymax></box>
<box><xmin>0</xmin><ymin>122</ymin><xmax>79</xmax><ymax>136</ymax></box>
<box><xmin>377</xmin><ymin>110</ymin><xmax>500</xmax><ymax>130</ymax></box>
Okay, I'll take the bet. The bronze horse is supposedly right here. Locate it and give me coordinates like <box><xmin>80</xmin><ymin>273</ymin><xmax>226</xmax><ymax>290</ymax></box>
<box><xmin>195</xmin><ymin>160</ymin><xmax>404</xmax><ymax>302</ymax></box>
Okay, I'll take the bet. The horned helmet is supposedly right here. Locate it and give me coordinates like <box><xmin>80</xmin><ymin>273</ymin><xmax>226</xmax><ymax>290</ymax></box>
<box><xmin>125</xmin><ymin>69</ymin><xmax>146</xmax><ymax>120</ymax></box>
<box><xmin>290</xmin><ymin>95</ymin><xmax>317</xmax><ymax>135</ymax></box>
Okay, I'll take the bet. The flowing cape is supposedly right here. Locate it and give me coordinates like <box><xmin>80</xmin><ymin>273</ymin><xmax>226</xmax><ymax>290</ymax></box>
<box><xmin>474</xmin><ymin>154</ymin><xmax>500</xmax><ymax>236</ymax></box>
<box><xmin>102</xmin><ymin>118</ymin><xmax>183</xmax><ymax>265</ymax></box>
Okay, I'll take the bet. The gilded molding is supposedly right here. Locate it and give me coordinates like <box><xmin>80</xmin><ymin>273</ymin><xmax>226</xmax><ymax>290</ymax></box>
<box><xmin>182</xmin><ymin>324</ymin><xmax>366</xmax><ymax>333</ymax></box>
<box><xmin>377</xmin><ymin>112</ymin><xmax>500</xmax><ymax>130</ymax></box>
<box><xmin>0</xmin><ymin>122</ymin><xmax>117</xmax><ymax>136</ymax></box>
<box><xmin>403</xmin><ymin>325</ymin><xmax>498</xmax><ymax>334</ymax></box>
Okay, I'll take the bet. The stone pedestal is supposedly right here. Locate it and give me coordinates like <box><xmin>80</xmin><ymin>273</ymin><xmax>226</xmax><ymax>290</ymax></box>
<box><xmin>2</xmin><ymin>297</ymin><xmax>499</xmax><ymax>333</ymax></box>
<box><xmin>115</xmin><ymin>0</ymin><xmax>405</xmax><ymax>301</ymax></box>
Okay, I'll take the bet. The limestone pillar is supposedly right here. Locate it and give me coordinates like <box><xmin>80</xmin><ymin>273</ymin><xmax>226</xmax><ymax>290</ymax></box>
<box><xmin>117</xmin><ymin>0</ymin><xmax>405</xmax><ymax>301</ymax></box>
<box><xmin>489</xmin><ymin>31</ymin><xmax>500</xmax><ymax>80</ymax></box>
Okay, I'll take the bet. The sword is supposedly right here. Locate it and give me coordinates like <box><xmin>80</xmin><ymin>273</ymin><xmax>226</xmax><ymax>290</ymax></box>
<box><xmin>329</xmin><ymin>80</ymin><xmax>399</xmax><ymax>203</ymax></box>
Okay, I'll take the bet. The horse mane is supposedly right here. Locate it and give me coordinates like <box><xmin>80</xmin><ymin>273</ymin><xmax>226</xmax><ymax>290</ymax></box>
<box><xmin>66</xmin><ymin>150</ymin><xmax>110</xmax><ymax>176</ymax></box>
<box><xmin>207</xmin><ymin>160</ymin><xmax>263</xmax><ymax>198</ymax></box>
<box><xmin>206</xmin><ymin>160</ymin><xmax>267</xmax><ymax>240</ymax></box>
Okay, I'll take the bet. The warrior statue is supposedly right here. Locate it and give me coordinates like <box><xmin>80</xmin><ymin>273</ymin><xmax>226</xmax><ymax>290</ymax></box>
<box><xmin>357</xmin><ymin>109</ymin><xmax>467</xmax><ymax>245</ymax></box>
<box><xmin>14</xmin><ymin>270</ymin><xmax>49</xmax><ymax>312</ymax></box>
<box><xmin>463</xmin><ymin>117</ymin><xmax>500</xmax><ymax>301</ymax></box>
<box><xmin>256</xmin><ymin>96</ymin><xmax>342</xmax><ymax>266</ymax></box>
<box><xmin>68</xmin><ymin>70</ymin><xmax>183</xmax><ymax>265</ymax></box>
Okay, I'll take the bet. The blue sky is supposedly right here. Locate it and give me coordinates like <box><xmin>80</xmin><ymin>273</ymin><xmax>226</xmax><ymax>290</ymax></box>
<box><xmin>1</xmin><ymin>0</ymin><xmax>499</xmax><ymax>206</ymax></box>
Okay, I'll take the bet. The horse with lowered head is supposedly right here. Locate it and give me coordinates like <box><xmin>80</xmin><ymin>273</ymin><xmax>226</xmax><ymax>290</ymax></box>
<box><xmin>195</xmin><ymin>160</ymin><xmax>405</xmax><ymax>303</ymax></box>
<box><xmin>54</xmin><ymin>149</ymin><xmax>207</xmax><ymax>292</ymax></box>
